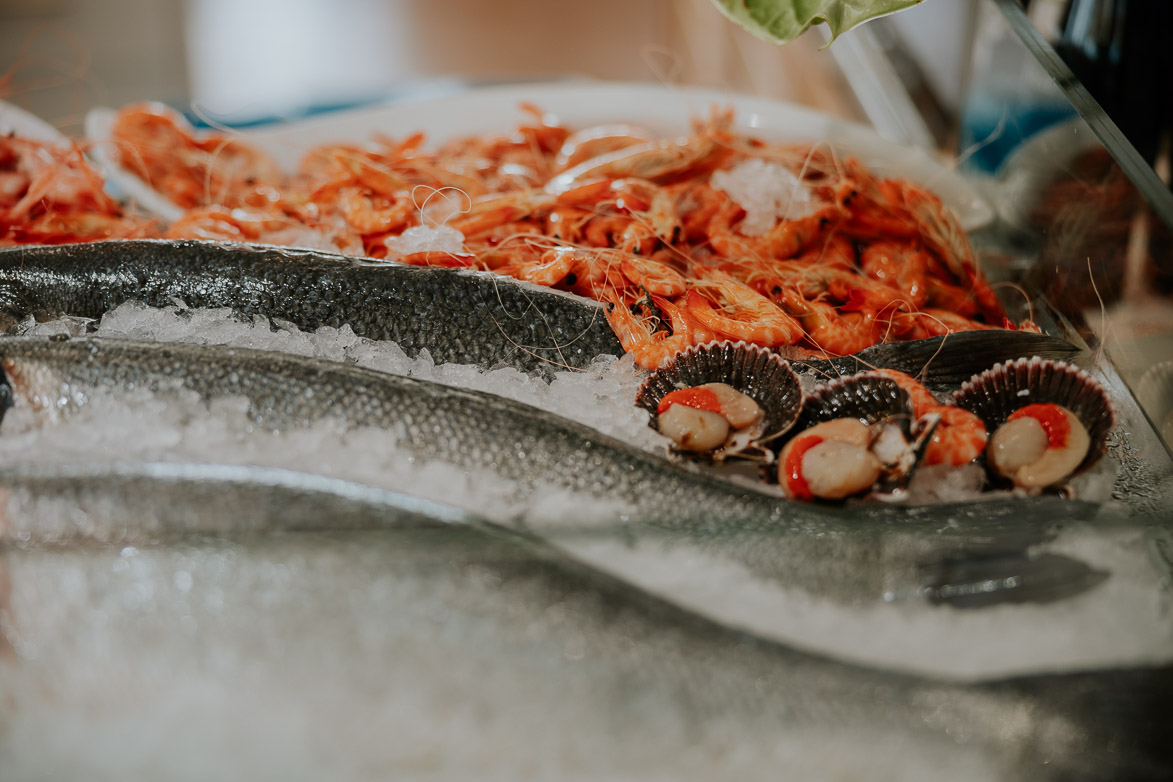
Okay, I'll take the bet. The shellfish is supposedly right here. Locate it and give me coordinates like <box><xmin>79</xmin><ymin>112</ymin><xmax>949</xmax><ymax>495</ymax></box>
<box><xmin>635</xmin><ymin>340</ymin><xmax>802</xmax><ymax>463</ymax></box>
<box><xmin>952</xmin><ymin>357</ymin><xmax>1115</xmax><ymax>493</ymax></box>
<box><xmin>776</xmin><ymin>372</ymin><xmax>934</xmax><ymax>501</ymax></box>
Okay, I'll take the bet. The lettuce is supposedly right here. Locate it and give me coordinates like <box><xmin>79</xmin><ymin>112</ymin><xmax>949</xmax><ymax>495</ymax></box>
<box><xmin>710</xmin><ymin>0</ymin><xmax>924</xmax><ymax>45</ymax></box>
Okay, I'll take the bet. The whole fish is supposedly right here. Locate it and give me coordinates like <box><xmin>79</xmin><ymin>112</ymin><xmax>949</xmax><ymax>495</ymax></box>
<box><xmin>0</xmin><ymin>335</ymin><xmax>1112</xmax><ymax>617</ymax></box>
<box><xmin>0</xmin><ymin>238</ymin><xmax>623</xmax><ymax>376</ymax></box>
<box><xmin>0</xmin><ymin>461</ymin><xmax>1168</xmax><ymax>781</ymax></box>
<box><xmin>0</xmin><ymin>239</ymin><xmax>1080</xmax><ymax>385</ymax></box>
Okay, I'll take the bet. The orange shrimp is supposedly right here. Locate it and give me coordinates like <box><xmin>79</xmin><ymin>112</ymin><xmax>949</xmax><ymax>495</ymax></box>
<box><xmin>619</xmin><ymin>255</ymin><xmax>688</xmax><ymax>297</ymax></box>
<box><xmin>396</xmin><ymin>251</ymin><xmax>476</xmax><ymax>268</ymax></box>
<box><xmin>673</xmin><ymin>181</ymin><xmax>731</xmax><ymax>242</ymax></box>
<box><xmin>870</xmin><ymin>369</ymin><xmax>988</xmax><ymax>465</ymax></box>
<box><xmin>337</xmin><ymin>187</ymin><xmax>414</xmax><ymax>235</ymax></box>
<box><xmin>603</xmin><ymin>291</ymin><xmax>690</xmax><ymax>370</ymax></box>
<box><xmin>583</xmin><ymin>214</ymin><xmax>657</xmax><ymax>254</ymax></box>
<box><xmin>791</xmin><ymin>232</ymin><xmax>857</xmax><ymax>269</ymax></box>
<box><xmin>554</xmin><ymin>124</ymin><xmax>656</xmax><ymax>170</ymax></box>
<box><xmin>111</xmin><ymin>102</ymin><xmax>283</xmax><ymax>209</ymax></box>
<box><xmin>923</xmin><ymin>406</ymin><xmax>988</xmax><ymax>466</ymax></box>
<box><xmin>688</xmin><ymin>272</ymin><xmax>803</xmax><ymax>346</ymax></box>
<box><xmin>707</xmin><ymin>200</ymin><xmax>843</xmax><ymax>260</ymax></box>
<box><xmin>164</xmin><ymin>205</ymin><xmax>292</xmax><ymax>243</ymax></box>
<box><xmin>859</xmin><ymin>239</ymin><xmax>929</xmax><ymax>309</ymax></box>
<box><xmin>869</xmin><ymin>368</ymin><xmax>940</xmax><ymax>417</ymax></box>
<box><xmin>775</xmin><ymin>288</ymin><xmax>881</xmax><ymax>355</ymax></box>
<box><xmin>447</xmin><ymin>190</ymin><xmax>553</xmax><ymax>237</ymax></box>
<box><xmin>1</xmin><ymin>138</ymin><xmax>120</xmax><ymax>219</ymax></box>
<box><xmin>925</xmin><ymin>277</ymin><xmax>982</xmax><ymax>317</ymax></box>
<box><xmin>849</xmin><ymin>176</ymin><xmax>1006</xmax><ymax>323</ymax></box>
<box><xmin>546</xmin><ymin>130</ymin><xmax>732</xmax><ymax>195</ymax></box>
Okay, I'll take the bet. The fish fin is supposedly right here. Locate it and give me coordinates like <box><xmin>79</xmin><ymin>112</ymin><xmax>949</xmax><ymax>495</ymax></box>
<box><xmin>920</xmin><ymin>550</ymin><xmax>1109</xmax><ymax>608</ymax></box>
<box><xmin>854</xmin><ymin>331</ymin><xmax>1082</xmax><ymax>389</ymax></box>
<box><xmin>788</xmin><ymin>332</ymin><xmax>1082</xmax><ymax>390</ymax></box>
<box><xmin>990</xmin><ymin>664</ymin><xmax>1173</xmax><ymax>781</ymax></box>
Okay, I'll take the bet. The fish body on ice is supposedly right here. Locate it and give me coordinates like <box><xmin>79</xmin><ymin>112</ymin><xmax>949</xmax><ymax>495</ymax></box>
<box><xmin>0</xmin><ymin>335</ymin><xmax>1111</xmax><ymax>612</ymax></box>
<box><xmin>0</xmin><ymin>239</ymin><xmax>622</xmax><ymax>376</ymax></box>
<box><xmin>0</xmin><ymin>461</ymin><xmax>1168</xmax><ymax>782</ymax></box>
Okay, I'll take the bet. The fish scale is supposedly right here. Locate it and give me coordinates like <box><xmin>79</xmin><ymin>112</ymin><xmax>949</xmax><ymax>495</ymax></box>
<box><xmin>0</xmin><ymin>335</ymin><xmax>1112</xmax><ymax>613</ymax></box>
<box><xmin>0</xmin><ymin>239</ymin><xmax>623</xmax><ymax>376</ymax></box>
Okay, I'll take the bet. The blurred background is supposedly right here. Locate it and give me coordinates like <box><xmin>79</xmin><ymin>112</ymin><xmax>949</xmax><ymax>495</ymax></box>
<box><xmin>0</xmin><ymin>0</ymin><xmax>968</xmax><ymax>136</ymax></box>
<box><xmin>1</xmin><ymin>0</ymin><xmax>1171</xmax><ymax>445</ymax></box>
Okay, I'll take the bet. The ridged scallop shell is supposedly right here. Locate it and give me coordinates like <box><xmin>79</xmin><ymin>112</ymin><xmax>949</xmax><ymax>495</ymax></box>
<box><xmin>635</xmin><ymin>340</ymin><xmax>803</xmax><ymax>462</ymax></box>
<box><xmin>952</xmin><ymin>357</ymin><xmax>1115</xmax><ymax>479</ymax></box>
<box><xmin>770</xmin><ymin>372</ymin><xmax>925</xmax><ymax>493</ymax></box>
<box><xmin>793</xmin><ymin>372</ymin><xmax>916</xmax><ymax>435</ymax></box>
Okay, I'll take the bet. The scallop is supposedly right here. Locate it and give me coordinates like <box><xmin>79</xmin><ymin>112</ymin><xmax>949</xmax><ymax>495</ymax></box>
<box><xmin>635</xmin><ymin>340</ymin><xmax>803</xmax><ymax>463</ymax></box>
<box><xmin>774</xmin><ymin>372</ymin><xmax>931</xmax><ymax>500</ymax></box>
<box><xmin>953</xmin><ymin>357</ymin><xmax>1115</xmax><ymax>492</ymax></box>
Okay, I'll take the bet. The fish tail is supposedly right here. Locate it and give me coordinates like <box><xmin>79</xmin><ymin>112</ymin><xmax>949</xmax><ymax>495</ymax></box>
<box><xmin>919</xmin><ymin>550</ymin><xmax>1109</xmax><ymax>609</ymax></box>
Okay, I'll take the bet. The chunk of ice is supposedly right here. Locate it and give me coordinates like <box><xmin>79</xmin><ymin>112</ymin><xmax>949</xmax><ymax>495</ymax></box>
<box><xmin>711</xmin><ymin>158</ymin><xmax>815</xmax><ymax>236</ymax></box>
<box><xmin>383</xmin><ymin>224</ymin><xmax>466</xmax><ymax>260</ymax></box>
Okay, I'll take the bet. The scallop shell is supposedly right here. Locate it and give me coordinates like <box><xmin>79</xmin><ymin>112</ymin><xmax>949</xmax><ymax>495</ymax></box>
<box><xmin>635</xmin><ymin>340</ymin><xmax>803</xmax><ymax>462</ymax></box>
<box><xmin>768</xmin><ymin>372</ymin><xmax>926</xmax><ymax>492</ymax></box>
<box><xmin>793</xmin><ymin>372</ymin><xmax>916</xmax><ymax>435</ymax></box>
<box><xmin>952</xmin><ymin>357</ymin><xmax>1116</xmax><ymax>480</ymax></box>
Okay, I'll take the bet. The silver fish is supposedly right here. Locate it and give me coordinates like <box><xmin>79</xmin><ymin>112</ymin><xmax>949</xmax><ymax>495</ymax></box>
<box><xmin>0</xmin><ymin>335</ymin><xmax>1110</xmax><ymax>614</ymax></box>
<box><xmin>0</xmin><ymin>461</ymin><xmax>1168</xmax><ymax>781</ymax></box>
<box><xmin>0</xmin><ymin>240</ymin><xmax>1083</xmax><ymax>386</ymax></box>
<box><xmin>0</xmin><ymin>238</ymin><xmax>622</xmax><ymax>376</ymax></box>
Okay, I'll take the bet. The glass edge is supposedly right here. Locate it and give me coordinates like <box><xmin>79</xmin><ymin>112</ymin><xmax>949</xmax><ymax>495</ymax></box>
<box><xmin>991</xmin><ymin>0</ymin><xmax>1173</xmax><ymax>231</ymax></box>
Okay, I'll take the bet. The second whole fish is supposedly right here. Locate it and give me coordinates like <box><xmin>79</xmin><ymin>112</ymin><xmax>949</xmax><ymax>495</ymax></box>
<box><xmin>0</xmin><ymin>334</ymin><xmax>1116</xmax><ymax>622</ymax></box>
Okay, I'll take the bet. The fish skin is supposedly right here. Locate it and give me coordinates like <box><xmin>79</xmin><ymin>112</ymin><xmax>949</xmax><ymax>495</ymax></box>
<box><xmin>0</xmin><ymin>241</ymin><xmax>1082</xmax><ymax>386</ymax></box>
<box><xmin>0</xmin><ymin>461</ymin><xmax>480</xmax><ymax>545</ymax></box>
<box><xmin>0</xmin><ymin>238</ymin><xmax>623</xmax><ymax>376</ymax></box>
<box><xmin>0</xmin><ymin>335</ymin><xmax>1109</xmax><ymax>611</ymax></box>
<box><xmin>0</xmin><ymin>461</ymin><xmax>1168</xmax><ymax>782</ymax></box>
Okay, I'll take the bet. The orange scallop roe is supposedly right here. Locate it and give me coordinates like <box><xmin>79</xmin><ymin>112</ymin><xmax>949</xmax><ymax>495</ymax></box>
<box><xmin>782</xmin><ymin>434</ymin><xmax>824</xmax><ymax>502</ymax></box>
<box><xmin>1008</xmin><ymin>403</ymin><xmax>1071</xmax><ymax>448</ymax></box>
<box><xmin>657</xmin><ymin>386</ymin><xmax>723</xmax><ymax>416</ymax></box>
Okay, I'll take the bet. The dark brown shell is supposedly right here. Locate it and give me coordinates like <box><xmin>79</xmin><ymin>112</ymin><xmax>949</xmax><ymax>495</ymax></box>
<box><xmin>952</xmin><ymin>357</ymin><xmax>1115</xmax><ymax>479</ymax></box>
<box><xmin>792</xmin><ymin>372</ymin><xmax>916</xmax><ymax>436</ymax></box>
<box><xmin>635</xmin><ymin>340</ymin><xmax>803</xmax><ymax>461</ymax></box>
<box><xmin>765</xmin><ymin>372</ymin><xmax>923</xmax><ymax>491</ymax></box>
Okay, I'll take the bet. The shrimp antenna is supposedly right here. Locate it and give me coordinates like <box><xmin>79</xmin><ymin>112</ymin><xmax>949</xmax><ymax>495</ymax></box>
<box><xmin>411</xmin><ymin>185</ymin><xmax>472</xmax><ymax>229</ymax></box>
<box><xmin>1087</xmin><ymin>255</ymin><xmax>1108</xmax><ymax>365</ymax></box>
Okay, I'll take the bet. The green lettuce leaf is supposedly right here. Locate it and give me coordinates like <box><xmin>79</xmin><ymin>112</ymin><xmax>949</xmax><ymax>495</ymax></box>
<box><xmin>711</xmin><ymin>0</ymin><xmax>924</xmax><ymax>45</ymax></box>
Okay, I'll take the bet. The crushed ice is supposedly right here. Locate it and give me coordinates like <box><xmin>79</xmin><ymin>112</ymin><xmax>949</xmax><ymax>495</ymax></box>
<box><xmin>383</xmin><ymin>224</ymin><xmax>466</xmax><ymax>260</ymax></box>
<box><xmin>711</xmin><ymin>158</ymin><xmax>815</xmax><ymax>236</ymax></box>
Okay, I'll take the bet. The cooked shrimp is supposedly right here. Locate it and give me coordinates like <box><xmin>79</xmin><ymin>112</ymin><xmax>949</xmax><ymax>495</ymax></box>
<box><xmin>603</xmin><ymin>291</ymin><xmax>689</xmax><ymax>370</ymax></box>
<box><xmin>859</xmin><ymin>240</ymin><xmax>929</xmax><ymax>309</ymax></box>
<box><xmin>546</xmin><ymin>131</ymin><xmax>732</xmax><ymax>195</ymax></box>
<box><xmin>688</xmin><ymin>272</ymin><xmax>803</xmax><ymax>346</ymax></box>
<box><xmin>776</xmin><ymin>288</ymin><xmax>881</xmax><ymax>355</ymax></box>
<box><xmin>923</xmin><ymin>406</ymin><xmax>988</xmax><ymax>467</ymax></box>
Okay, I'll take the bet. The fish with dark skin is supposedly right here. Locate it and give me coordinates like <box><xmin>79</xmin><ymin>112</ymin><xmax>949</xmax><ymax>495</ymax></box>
<box><xmin>0</xmin><ymin>461</ymin><xmax>1168</xmax><ymax>781</ymax></box>
<box><xmin>0</xmin><ymin>239</ymin><xmax>623</xmax><ymax>377</ymax></box>
<box><xmin>0</xmin><ymin>335</ymin><xmax>1111</xmax><ymax>615</ymax></box>
<box><xmin>0</xmin><ymin>239</ymin><xmax>1081</xmax><ymax>385</ymax></box>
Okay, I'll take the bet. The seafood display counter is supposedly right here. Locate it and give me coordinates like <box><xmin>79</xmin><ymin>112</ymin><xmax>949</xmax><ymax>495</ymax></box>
<box><xmin>0</xmin><ymin>2</ymin><xmax>1171</xmax><ymax>780</ymax></box>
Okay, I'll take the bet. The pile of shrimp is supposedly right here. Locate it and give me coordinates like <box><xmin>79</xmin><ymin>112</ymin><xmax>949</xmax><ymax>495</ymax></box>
<box><xmin>16</xmin><ymin>101</ymin><xmax>1024</xmax><ymax>369</ymax></box>
<box><xmin>0</xmin><ymin>135</ymin><xmax>154</xmax><ymax>244</ymax></box>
